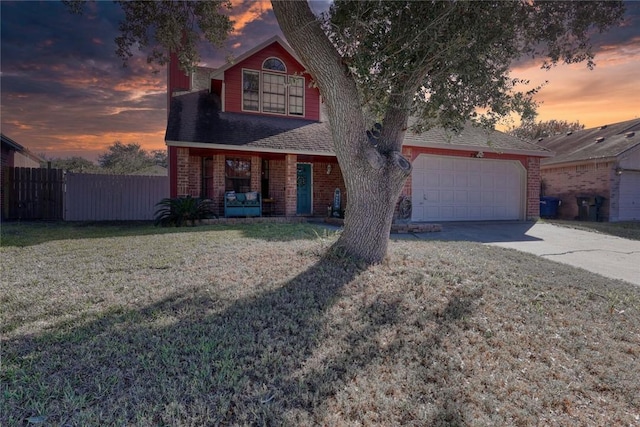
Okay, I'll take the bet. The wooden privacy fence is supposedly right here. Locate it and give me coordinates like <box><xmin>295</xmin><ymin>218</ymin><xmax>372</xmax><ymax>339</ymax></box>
<box><xmin>64</xmin><ymin>173</ymin><xmax>169</xmax><ymax>221</ymax></box>
<box><xmin>2</xmin><ymin>166</ymin><xmax>64</xmax><ymax>220</ymax></box>
<box><xmin>1</xmin><ymin>167</ymin><xmax>169</xmax><ymax>221</ymax></box>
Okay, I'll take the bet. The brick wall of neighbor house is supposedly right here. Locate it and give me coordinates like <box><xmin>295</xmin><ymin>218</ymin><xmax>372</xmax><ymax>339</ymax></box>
<box><xmin>541</xmin><ymin>161</ymin><xmax>613</xmax><ymax>220</ymax></box>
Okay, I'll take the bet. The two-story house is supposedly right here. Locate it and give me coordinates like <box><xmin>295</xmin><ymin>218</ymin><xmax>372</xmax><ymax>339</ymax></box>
<box><xmin>165</xmin><ymin>36</ymin><xmax>551</xmax><ymax>221</ymax></box>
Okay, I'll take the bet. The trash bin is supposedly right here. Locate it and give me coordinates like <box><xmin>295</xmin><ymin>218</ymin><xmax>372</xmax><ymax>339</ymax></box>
<box><xmin>576</xmin><ymin>195</ymin><xmax>605</xmax><ymax>221</ymax></box>
<box><xmin>540</xmin><ymin>196</ymin><xmax>561</xmax><ymax>218</ymax></box>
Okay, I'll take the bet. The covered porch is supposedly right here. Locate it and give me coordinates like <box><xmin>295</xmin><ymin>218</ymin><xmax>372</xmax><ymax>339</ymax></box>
<box><xmin>169</xmin><ymin>146</ymin><xmax>347</xmax><ymax>219</ymax></box>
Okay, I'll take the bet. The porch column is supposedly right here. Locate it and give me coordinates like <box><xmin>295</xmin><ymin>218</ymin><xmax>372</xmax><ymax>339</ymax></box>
<box><xmin>285</xmin><ymin>154</ymin><xmax>297</xmax><ymax>216</ymax></box>
<box><xmin>213</xmin><ymin>154</ymin><xmax>226</xmax><ymax>216</ymax></box>
<box><xmin>251</xmin><ymin>155</ymin><xmax>261</xmax><ymax>192</ymax></box>
<box><xmin>176</xmin><ymin>147</ymin><xmax>190</xmax><ymax>196</ymax></box>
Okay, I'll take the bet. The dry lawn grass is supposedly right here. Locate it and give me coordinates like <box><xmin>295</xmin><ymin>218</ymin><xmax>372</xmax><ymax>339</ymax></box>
<box><xmin>1</xmin><ymin>222</ymin><xmax>639</xmax><ymax>426</ymax></box>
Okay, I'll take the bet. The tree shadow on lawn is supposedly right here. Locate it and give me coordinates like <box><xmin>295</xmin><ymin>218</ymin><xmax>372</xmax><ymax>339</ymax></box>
<box><xmin>2</xmin><ymin>252</ymin><xmax>478</xmax><ymax>426</ymax></box>
<box><xmin>398</xmin><ymin>221</ymin><xmax>542</xmax><ymax>244</ymax></box>
<box><xmin>0</xmin><ymin>221</ymin><xmax>331</xmax><ymax>247</ymax></box>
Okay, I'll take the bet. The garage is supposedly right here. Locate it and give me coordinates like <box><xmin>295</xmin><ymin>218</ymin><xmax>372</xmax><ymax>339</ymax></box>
<box><xmin>411</xmin><ymin>154</ymin><xmax>525</xmax><ymax>222</ymax></box>
<box><xmin>617</xmin><ymin>172</ymin><xmax>640</xmax><ymax>221</ymax></box>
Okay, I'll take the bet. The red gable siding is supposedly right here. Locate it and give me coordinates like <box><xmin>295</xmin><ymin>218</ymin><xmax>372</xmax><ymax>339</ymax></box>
<box><xmin>167</xmin><ymin>52</ymin><xmax>191</xmax><ymax>113</ymax></box>
<box><xmin>224</xmin><ymin>42</ymin><xmax>320</xmax><ymax>121</ymax></box>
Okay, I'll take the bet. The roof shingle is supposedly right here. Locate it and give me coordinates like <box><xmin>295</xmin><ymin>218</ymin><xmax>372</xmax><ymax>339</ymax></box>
<box><xmin>165</xmin><ymin>90</ymin><xmax>551</xmax><ymax>157</ymax></box>
<box><xmin>537</xmin><ymin>119</ymin><xmax>640</xmax><ymax>165</ymax></box>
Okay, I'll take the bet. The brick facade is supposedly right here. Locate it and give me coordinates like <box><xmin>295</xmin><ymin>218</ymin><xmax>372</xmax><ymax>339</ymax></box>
<box><xmin>312</xmin><ymin>161</ymin><xmax>346</xmax><ymax>215</ymax></box>
<box><xmin>176</xmin><ymin>147</ymin><xmax>190</xmax><ymax>197</ymax></box>
<box><xmin>526</xmin><ymin>157</ymin><xmax>541</xmax><ymax>220</ymax></box>
<box><xmin>188</xmin><ymin>156</ymin><xmax>201</xmax><ymax>197</ymax></box>
<box><xmin>541</xmin><ymin>161</ymin><xmax>614</xmax><ymax>220</ymax></box>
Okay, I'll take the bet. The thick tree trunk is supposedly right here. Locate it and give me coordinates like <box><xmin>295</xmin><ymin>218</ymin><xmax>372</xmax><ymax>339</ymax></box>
<box><xmin>272</xmin><ymin>0</ymin><xmax>412</xmax><ymax>263</ymax></box>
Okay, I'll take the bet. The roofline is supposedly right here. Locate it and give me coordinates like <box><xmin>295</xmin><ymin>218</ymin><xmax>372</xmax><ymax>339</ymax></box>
<box><xmin>166</xmin><ymin>139</ymin><xmax>552</xmax><ymax>158</ymax></box>
<box><xmin>541</xmin><ymin>140</ymin><xmax>640</xmax><ymax>166</ymax></box>
<box><xmin>541</xmin><ymin>156</ymin><xmax>619</xmax><ymax>168</ymax></box>
<box><xmin>211</xmin><ymin>35</ymin><xmax>301</xmax><ymax>80</ymax></box>
<box><xmin>1</xmin><ymin>133</ymin><xmax>25</xmax><ymax>151</ymax></box>
<box><xmin>165</xmin><ymin>140</ymin><xmax>336</xmax><ymax>157</ymax></box>
<box><xmin>1</xmin><ymin>133</ymin><xmax>44</xmax><ymax>162</ymax></box>
<box><xmin>404</xmin><ymin>141</ymin><xmax>554</xmax><ymax>158</ymax></box>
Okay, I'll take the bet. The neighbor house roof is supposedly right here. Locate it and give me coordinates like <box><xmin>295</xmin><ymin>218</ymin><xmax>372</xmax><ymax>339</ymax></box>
<box><xmin>536</xmin><ymin>119</ymin><xmax>640</xmax><ymax>166</ymax></box>
<box><xmin>1</xmin><ymin>133</ymin><xmax>44</xmax><ymax>163</ymax></box>
<box><xmin>1</xmin><ymin>133</ymin><xmax>25</xmax><ymax>151</ymax></box>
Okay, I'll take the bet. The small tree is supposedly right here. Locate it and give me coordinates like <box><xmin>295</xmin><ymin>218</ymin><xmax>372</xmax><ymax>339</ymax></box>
<box><xmin>97</xmin><ymin>141</ymin><xmax>163</xmax><ymax>174</ymax></box>
<box><xmin>42</xmin><ymin>156</ymin><xmax>99</xmax><ymax>173</ymax></box>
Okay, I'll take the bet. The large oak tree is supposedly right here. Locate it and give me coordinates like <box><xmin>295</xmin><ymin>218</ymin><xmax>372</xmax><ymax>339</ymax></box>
<box><xmin>81</xmin><ymin>0</ymin><xmax>625</xmax><ymax>263</ymax></box>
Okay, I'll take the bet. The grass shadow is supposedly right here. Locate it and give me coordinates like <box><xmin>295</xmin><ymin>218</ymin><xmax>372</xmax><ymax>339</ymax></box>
<box><xmin>2</xmin><ymin>246</ymin><xmax>479</xmax><ymax>425</ymax></box>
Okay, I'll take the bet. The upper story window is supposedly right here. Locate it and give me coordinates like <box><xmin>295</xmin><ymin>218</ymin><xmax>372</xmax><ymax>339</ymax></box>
<box><xmin>262</xmin><ymin>57</ymin><xmax>286</xmax><ymax>72</ymax></box>
<box><xmin>243</xmin><ymin>70</ymin><xmax>260</xmax><ymax>112</ymax></box>
<box><xmin>242</xmin><ymin>57</ymin><xmax>305</xmax><ymax>117</ymax></box>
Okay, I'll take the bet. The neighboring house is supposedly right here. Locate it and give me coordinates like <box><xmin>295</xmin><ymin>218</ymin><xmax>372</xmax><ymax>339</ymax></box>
<box><xmin>1</xmin><ymin>133</ymin><xmax>43</xmax><ymax>168</ymax></box>
<box><xmin>165</xmin><ymin>36</ymin><xmax>551</xmax><ymax>221</ymax></box>
<box><xmin>536</xmin><ymin>120</ymin><xmax>640</xmax><ymax>222</ymax></box>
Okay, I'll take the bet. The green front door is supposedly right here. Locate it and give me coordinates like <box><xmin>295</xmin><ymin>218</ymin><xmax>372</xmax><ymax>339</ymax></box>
<box><xmin>296</xmin><ymin>164</ymin><xmax>312</xmax><ymax>215</ymax></box>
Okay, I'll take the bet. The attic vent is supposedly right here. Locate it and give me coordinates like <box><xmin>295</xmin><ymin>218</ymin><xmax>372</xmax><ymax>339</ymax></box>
<box><xmin>566</xmin><ymin>131</ymin><xmax>573</xmax><ymax>136</ymax></box>
<box><xmin>599</xmin><ymin>125</ymin><xmax>608</xmax><ymax>130</ymax></box>
<box><xmin>626</xmin><ymin>132</ymin><xmax>635</xmax><ymax>138</ymax></box>
<box><xmin>595</xmin><ymin>137</ymin><xmax>605</xmax><ymax>143</ymax></box>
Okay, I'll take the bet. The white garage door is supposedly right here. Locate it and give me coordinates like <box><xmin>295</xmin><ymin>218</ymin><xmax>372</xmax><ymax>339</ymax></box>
<box><xmin>617</xmin><ymin>172</ymin><xmax>640</xmax><ymax>221</ymax></box>
<box><xmin>411</xmin><ymin>154</ymin><xmax>525</xmax><ymax>221</ymax></box>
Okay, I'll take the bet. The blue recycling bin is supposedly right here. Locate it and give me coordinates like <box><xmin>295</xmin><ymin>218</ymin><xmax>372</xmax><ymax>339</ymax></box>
<box><xmin>540</xmin><ymin>196</ymin><xmax>561</xmax><ymax>218</ymax></box>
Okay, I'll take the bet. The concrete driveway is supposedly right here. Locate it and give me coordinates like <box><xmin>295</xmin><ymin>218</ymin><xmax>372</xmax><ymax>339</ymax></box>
<box><xmin>402</xmin><ymin>221</ymin><xmax>640</xmax><ymax>286</ymax></box>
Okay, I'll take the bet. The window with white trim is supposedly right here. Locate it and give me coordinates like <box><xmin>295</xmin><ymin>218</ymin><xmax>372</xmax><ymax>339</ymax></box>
<box><xmin>263</xmin><ymin>57</ymin><xmax>286</xmax><ymax>72</ymax></box>
<box><xmin>288</xmin><ymin>76</ymin><xmax>304</xmax><ymax>116</ymax></box>
<box><xmin>242</xmin><ymin>70</ymin><xmax>259</xmax><ymax>112</ymax></box>
<box><xmin>240</xmin><ymin>56</ymin><xmax>305</xmax><ymax>116</ymax></box>
<box><xmin>262</xmin><ymin>72</ymin><xmax>286</xmax><ymax>114</ymax></box>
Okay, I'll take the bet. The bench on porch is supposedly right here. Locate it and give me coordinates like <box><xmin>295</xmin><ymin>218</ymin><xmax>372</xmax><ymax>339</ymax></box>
<box><xmin>224</xmin><ymin>191</ymin><xmax>262</xmax><ymax>217</ymax></box>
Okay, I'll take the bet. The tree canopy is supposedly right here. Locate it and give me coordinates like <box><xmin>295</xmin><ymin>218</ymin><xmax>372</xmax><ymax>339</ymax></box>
<box><xmin>321</xmin><ymin>1</ymin><xmax>624</xmax><ymax>131</ymax></box>
<box><xmin>508</xmin><ymin>119</ymin><xmax>586</xmax><ymax>141</ymax></box>
<box><xmin>42</xmin><ymin>156</ymin><xmax>100</xmax><ymax>173</ymax></box>
<box><xmin>98</xmin><ymin>141</ymin><xmax>167</xmax><ymax>174</ymax></box>
<box><xmin>44</xmin><ymin>142</ymin><xmax>167</xmax><ymax>174</ymax></box>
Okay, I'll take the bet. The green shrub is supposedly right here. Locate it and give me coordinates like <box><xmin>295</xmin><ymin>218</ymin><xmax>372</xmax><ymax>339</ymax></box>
<box><xmin>154</xmin><ymin>196</ymin><xmax>216</xmax><ymax>227</ymax></box>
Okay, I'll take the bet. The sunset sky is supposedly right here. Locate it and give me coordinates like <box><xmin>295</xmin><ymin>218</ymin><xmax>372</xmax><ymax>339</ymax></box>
<box><xmin>1</xmin><ymin>1</ymin><xmax>638</xmax><ymax>161</ymax></box>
